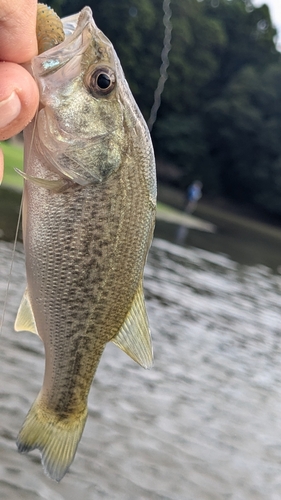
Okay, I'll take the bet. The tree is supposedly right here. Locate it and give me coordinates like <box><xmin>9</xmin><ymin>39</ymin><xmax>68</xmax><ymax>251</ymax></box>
<box><xmin>206</xmin><ymin>63</ymin><xmax>281</xmax><ymax>213</ymax></box>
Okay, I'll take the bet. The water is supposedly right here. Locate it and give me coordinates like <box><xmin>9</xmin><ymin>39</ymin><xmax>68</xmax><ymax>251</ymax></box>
<box><xmin>1</xmin><ymin>222</ymin><xmax>281</xmax><ymax>499</ymax></box>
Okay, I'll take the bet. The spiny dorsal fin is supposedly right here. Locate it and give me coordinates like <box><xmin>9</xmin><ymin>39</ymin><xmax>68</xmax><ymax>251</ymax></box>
<box><xmin>111</xmin><ymin>281</ymin><xmax>153</xmax><ymax>369</ymax></box>
<box><xmin>14</xmin><ymin>289</ymin><xmax>39</xmax><ymax>336</ymax></box>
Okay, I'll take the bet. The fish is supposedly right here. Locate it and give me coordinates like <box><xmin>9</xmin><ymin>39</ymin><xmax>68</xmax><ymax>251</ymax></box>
<box><xmin>14</xmin><ymin>6</ymin><xmax>156</xmax><ymax>482</ymax></box>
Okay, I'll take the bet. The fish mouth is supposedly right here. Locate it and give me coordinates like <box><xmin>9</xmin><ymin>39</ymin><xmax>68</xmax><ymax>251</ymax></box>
<box><xmin>32</xmin><ymin>7</ymin><xmax>112</xmax><ymax>78</ymax></box>
<box><xmin>62</xmin><ymin>7</ymin><xmax>112</xmax><ymax>48</ymax></box>
<box><xmin>62</xmin><ymin>7</ymin><xmax>95</xmax><ymax>37</ymax></box>
<box><xmin>30</xmin><ymin>6</ymin><xmax>122</xmax><ymax>186</ymax></box>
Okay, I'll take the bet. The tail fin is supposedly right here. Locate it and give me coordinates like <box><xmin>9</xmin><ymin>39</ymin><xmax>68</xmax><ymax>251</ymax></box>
<box><xmin>16</xmin><ymin>396</ymin><xmax>87</xmax><ymax>482</ymax></box>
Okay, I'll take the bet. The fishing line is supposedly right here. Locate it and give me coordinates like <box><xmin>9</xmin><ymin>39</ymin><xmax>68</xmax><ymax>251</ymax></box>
<box><xmin>147</xmin><ymin>0</ymin><xmax>172</xmax><ymax>132</ymax></box>
<box><xmin>0</xmin><ymin>197</ymin><xmax>23</xmax><ymax>335</ymax></box>
<box><xmin>0</xmin><ymin>109</ymin><xmax>38</xmax><ymax>336</ymax></box>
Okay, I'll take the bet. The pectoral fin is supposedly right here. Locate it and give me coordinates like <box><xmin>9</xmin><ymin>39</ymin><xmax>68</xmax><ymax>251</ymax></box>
<box><xmin>15</xmin><ymin>169</ymin><xmax>71</xmax><ymax>192</ymax></box>
<box><xmin>111</xmin><ymin>281</ymin><xmax>153</xmax><ymax>369</ymax></box>
<box><xmin>14</xmin><ymin>289</ymin><xmax>40</xmax><ymax>338</ymax></box>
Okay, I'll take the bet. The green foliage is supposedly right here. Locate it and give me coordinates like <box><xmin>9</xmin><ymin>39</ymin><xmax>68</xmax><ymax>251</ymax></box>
<box><xmin>0</xmin><ymin>141</ymin><xmax>23</xmax><ymax>189</ymax></box>
<box><xmin>160</xmin><ymin>0</ymin><xmax>226</xmax><ymax>113</ymax></box>
<box><xmin>206</xmin><ymin>62</ymin><xmax>281</xmax><ymax>212</ymax></box>
<box><xmin>204</xmin><ymin>0</ymin><xmax>278</xmax><ymax>85</ymax></box>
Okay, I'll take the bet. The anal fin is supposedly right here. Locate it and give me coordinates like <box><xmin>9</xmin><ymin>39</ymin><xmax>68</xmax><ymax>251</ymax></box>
<box><xmin>111</xmin><ymin>281</ymin><xmax>153</xmax><ymax>369</ymax></box>
<box><xmin>14</xmin><ymin>289</ymin><xmax>40</xmax><ymax>337</ymax></box>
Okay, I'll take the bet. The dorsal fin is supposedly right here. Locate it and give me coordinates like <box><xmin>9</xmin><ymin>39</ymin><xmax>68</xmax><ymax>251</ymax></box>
<box><xmin>111</xmin><ymin>280</ymin><xmax>153</xmax><ymax>369</ymax></box>
<box><xmin>14</xmin><ymin>289</ymin><xmax>39</xmax><ymax>337</ymax></box>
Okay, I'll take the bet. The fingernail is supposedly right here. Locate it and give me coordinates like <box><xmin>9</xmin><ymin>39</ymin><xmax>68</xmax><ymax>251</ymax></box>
<box><xmin>0</xmin><ymin>91</ymin><xmax>21</xmax><ymax>128</ymax></box>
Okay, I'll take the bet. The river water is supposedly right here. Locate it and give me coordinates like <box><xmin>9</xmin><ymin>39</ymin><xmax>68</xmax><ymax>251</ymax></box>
<box><xmin>1</xmin><ymin>214</ymin><xmax>281</xmax><ymax>499</ymax></box>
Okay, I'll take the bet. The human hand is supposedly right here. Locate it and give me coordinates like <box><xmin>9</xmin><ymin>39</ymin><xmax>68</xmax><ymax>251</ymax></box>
<box><xmin>0</xmin><ymin>0</ymin><xmax>39</xmax><ymax>183</ymax></box>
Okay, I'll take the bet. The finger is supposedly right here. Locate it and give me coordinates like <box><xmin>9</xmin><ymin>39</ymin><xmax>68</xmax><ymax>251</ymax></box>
<box><xmin>0</xmin><ymin>62</ymin><xmax>39</xmax><ymax>140</ymax></box>
<box><xmin>0</xmin><ymin>0</ymin><xmax>38</xmax><ymax>63</ymax></box>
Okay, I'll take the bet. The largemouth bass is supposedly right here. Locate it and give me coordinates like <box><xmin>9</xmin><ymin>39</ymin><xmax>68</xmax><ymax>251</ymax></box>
<box><xmin>14</xmin><ymin>6</ymin><xmax>156</xmax><ymax>482</ymax></box>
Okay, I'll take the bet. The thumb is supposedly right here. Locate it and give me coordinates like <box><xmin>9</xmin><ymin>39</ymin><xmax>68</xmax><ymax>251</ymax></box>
<box><xmin>0</xmin><ymin>62</ymin><xmax>39</xmax><ymax>140</ymax></box>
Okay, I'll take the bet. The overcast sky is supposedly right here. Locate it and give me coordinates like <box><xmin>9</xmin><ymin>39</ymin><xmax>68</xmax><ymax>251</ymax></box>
<box><xmin>252</xmin><ymin>0</ymin><xmax>281</xmax><ymax>48</ymax></box>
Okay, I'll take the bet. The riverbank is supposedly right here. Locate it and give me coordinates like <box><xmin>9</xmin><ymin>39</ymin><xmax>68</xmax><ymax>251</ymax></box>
<box><xmin>0</xmin><ymin>188</ymin><xmax>22</xmax><ymax>241</ymax></box>
<box><xmin>2</xmin><ymin>181</ymin><xmax>281</xmax><ymax>244</ymax></box>
<box><xmin>157</xmin><ymin>203</ymin><xmax>215</xmax><ymax>233</ymax></box>
<box><xmin>157</xmin><ymin>183</ymin><xmax>281</xmax><ymax>243</ymax></box>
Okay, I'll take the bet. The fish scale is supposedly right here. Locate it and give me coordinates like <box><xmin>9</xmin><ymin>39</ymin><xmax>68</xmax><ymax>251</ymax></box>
<box><xmin>15</xmin><ymin>6</ymin><xmax>156</xmax><ymax>482</ymax></box>
<box><xmin>37</xmin><ymin>180</ymin><xmax>147</xmax><ymax>408</ymax></box>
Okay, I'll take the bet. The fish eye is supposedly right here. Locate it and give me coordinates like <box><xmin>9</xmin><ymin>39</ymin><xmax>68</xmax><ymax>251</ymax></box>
<box><xmin>97</xmin><ymin>73</ymin><xmax>111</xmax><ymax>89</ymax></box>
<box><xmin>86</xmin><ymin>67</ymin><xmax>116</xmax><ymax>96</ymax></box>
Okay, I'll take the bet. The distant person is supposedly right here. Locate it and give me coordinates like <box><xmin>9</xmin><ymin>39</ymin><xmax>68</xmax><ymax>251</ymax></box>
<box><xmin>185</xmin><ymin>180</ymin><xmax>202</xmax><ymax>214</ymax></box>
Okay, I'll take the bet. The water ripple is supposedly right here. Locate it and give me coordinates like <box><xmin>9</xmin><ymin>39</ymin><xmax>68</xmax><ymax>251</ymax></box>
<box><xmin>1</xmin><ymin>238</ymin><xmax>281</xmax><ymax>499</ymax></box>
